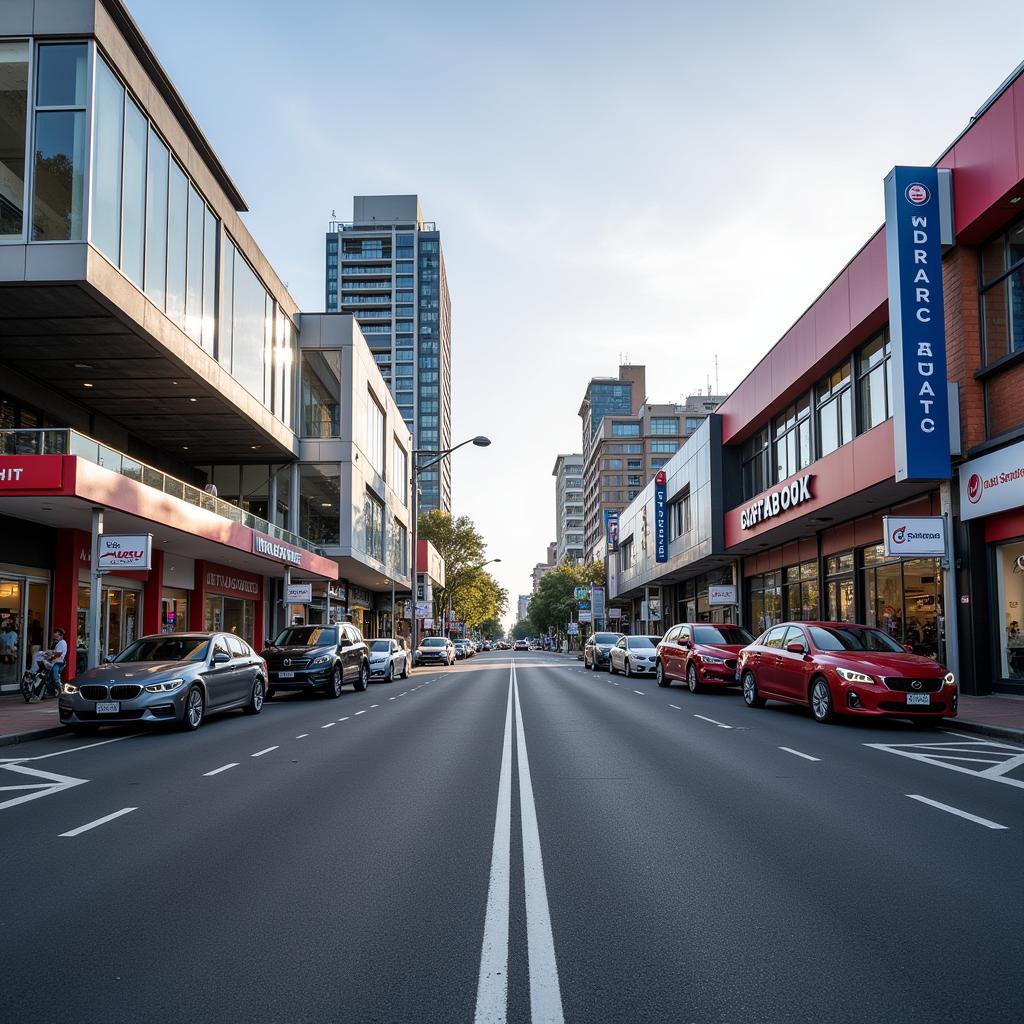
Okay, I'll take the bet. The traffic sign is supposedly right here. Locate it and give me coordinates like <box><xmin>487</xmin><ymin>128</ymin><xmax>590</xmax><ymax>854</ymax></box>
<box><xmin>574</xmin><ymin>586</ymin><xmax>588</xmax><ymax>601</ymax></box>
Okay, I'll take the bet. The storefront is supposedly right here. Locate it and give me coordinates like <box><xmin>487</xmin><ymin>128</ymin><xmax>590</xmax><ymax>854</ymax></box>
<box><xmin>345</xmin><ymin>583</ymin><xmax>375</xmax><ymax>636</ymax></box>
<box><xmin>196</xmin><ymin>563</ymin><xmax>262</xmax><ymax>647</ymax></box>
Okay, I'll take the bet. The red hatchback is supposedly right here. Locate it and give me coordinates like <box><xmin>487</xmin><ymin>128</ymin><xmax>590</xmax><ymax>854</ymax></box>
<box><xmin>656</xmin><ymin>623</ymin><xmax>755</xmax><ymax>692</ymax></box>
<box><xmin>736</xmin><ymin>621</ymin><xmax>957</xmax><ymax>724</ymax></box>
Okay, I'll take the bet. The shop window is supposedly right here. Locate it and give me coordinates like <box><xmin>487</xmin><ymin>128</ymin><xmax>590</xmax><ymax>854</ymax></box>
<box><xmin>995</xmin><ymin>539</ymin><xmax>1024</xmax><ymax>680</ymax></box>
<box><xmin>784</xmin><ymin>560</ymin><xmax>819</xmax><ymax>620</ymax></box>
<box><xmin>749</xmin><ymin>571</ymin><xmax>782</xmax><ymax>634</ymax></box>
<box><xmin>299</xmin><ymin>463</ymin><xmax>341</xmax><ymax>545</ymax></box>
<box><xmin>301</xmin><ymin>351</ymin><xmax>341</xmax><ymax>437</ymax></box>
<box><xmin>825</xmin><ymin>552</ymin><xmax>855</xmax><ymax>623</ymax></box>
<box><xmin>816</xmin><ymin>363</ymin><xmax>853</xmax><ymax>458</ymax></box>
<box><xmin>856</xmin><ymin>330</ymin><xmax>893</xmax><ymax>433</ymax></box>
<box><xmin>979</xmin><ymin>219</ymin><xmax>1024</xmax><ymax>365</ymax></box>
<box><xmin>363</xmin><ymin>489</ymin><xmax>385</xmax><ymax>561</ymax></box>
<box><xmin>741</xmin><ymin>427</ymin><xmax>770</xmax><ymax>501</ymax></box>
<box><xmin>670</xmin><ymin>490</ymin><xmax>691</xmax><ymax>540</ymax></box>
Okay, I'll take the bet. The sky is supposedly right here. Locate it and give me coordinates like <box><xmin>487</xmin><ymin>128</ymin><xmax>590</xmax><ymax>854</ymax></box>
<box><xmin>131</xmin><ymin>0</ymin><xmax>1024</xmax><ymax>625</ymax></box>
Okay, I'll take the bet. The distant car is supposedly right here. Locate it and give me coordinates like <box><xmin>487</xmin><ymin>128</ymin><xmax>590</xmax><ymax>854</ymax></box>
<box><xmin>263</xmin><ymin>623</ymin><xmax>370</xmax><ymax>697</ymax></box>
<box><xmin>453</xmin><ymin>640</ymin><xmax>469</xmax><ymax>659</ymax></box>
<box><xmin>737</xmin><ymin>621</ymin><xmax>957</xmax><ymax>724</ymax></box>
<box><xmin>59</xmin><ymin>632</ymin><xmax>267</xmax><ymax>734</ymax></box>
<box><xmin>656</xmin><ymin>623</ymin><xmax>754</xmax><ymax>692</ymax></box>
<box><xmin>584</xmin><ymin>631</ymin><xmax>624</xmax><ymax>670</ymax></box>
<box><xmin>513</xmin><ymin>639</ymin><xmax>529</xmax><ymax>651</ymax></box>
<box><xmin>609</xmin><ymin>635</ymin><xmax>662</xmax><ymax>676</ymax></box>
<box><xmin>415</xmin><ymin>636</ymin><xmax>455</xmax><ymax>666</ymax></box>
<box><xmin>366</xmin><ymin>638</ymin><xmax>409</xmax><ymax>681</ymax></box>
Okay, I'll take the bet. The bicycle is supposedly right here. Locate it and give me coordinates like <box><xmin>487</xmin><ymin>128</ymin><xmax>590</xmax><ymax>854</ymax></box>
<box><xmin>20</xmin><ymin>662</ymin><xmax>63</xmax><ymax>703</ymax></box>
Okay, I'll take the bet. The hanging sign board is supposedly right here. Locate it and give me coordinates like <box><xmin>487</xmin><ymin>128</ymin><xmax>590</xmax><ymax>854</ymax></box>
<box><xmin>286</xmin><ymin>583</ymin><xmax>313</xmax><ymax>604</ymax></box>
<box><xmin>97</xmin><ymin>534</ymin><xmax>152</xmax><ymax>572</ymax></box>
<box><xmin>883</xmin><ymin>516</ymin><xmax>947</xmax><ymax>557</ymax></box>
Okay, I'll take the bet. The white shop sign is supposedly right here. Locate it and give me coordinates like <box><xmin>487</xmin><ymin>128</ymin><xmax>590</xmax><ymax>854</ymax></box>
<box><xmin>883</xmin><ymin>516</ymin><xmax>947</xmax><ymax>557</ymax></box>
<box><xmin>97</xmin><ymin>534</ymin><xmax>151</xmax><ymax>571</ymax></box>
<box><xmin>708</xmin><ymin>585</ymin><xmax>737</xmax><ymax>605</ymax></box>
<box><xmin>286</xmin><ymin>583</ymin><xmax>313</xmax><ymax>604</ymax></box>
<box><xmin>959</xmin><ymin>438</ymin><xmax>1024</xmax><ymax>521</ymax></box>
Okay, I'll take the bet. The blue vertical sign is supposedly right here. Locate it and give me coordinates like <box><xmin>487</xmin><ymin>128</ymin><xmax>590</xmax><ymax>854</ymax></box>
<box><xmin>603</xmin><ymin>509</ymin><xmax>619</xmax><ymax>552</ymax></box>
<box><xmin>884</xmin><ymin>166</ymin><xmax>951</xmax><ymax>481</ymax></box>
<box><xmin>653</xmin><ymin>471</ymin><xmax>668</xmax><ymax>563</ymax></box>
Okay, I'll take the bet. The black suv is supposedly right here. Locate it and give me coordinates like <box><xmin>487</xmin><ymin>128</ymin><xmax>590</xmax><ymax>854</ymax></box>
<box><xmin>263</xmin><ymin>623</ymin><xmax>370</xmax><ymax>698</ymax></box>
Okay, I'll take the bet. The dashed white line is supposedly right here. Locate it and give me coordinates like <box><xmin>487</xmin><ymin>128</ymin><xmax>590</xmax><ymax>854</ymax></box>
<box><xmin>906</xmin><ymin>794</ymin><xmax>1008</xmax><ymax>830</ymax></box>
<box><xmin>669</xmin><ymin>704</ymin><xmax>682</xmax><ymax>710</ymax></box>
<box><xmin>370</xmin><ymin>704</ymin><xmax>380</xmax><ymax>708</ymax></box>
<box><xmin>338</xmin><ymin>717</ymin><xmax>349</xmax><ymax>722</ymax></box>
<box><xmin>388</xmin><ymin>697</ymin><xmax>397</xmax><ymax>700</ymax></box>
<box><xmin>693</xmin><ymin>714</ymin><xmax>732</xmax><ymax>729</ymax></box>
<box><xmin>321</xmin><ymin>723</ymin><xmax>335</xmax><ymax>729</ymax></box>
<box><xmin>779</xmin><ymin>746</ymin><xmax>820</xmax><ymax>762</ymax></box>
<box><xmin>203</xmin><ymin>763</ymin><xmax>239</xmax><ymax>776</ymax></box>
<box><xmin>60</xmin><ymin>807</ymin><xmax>137</xmax><ymax>837</ymax></box>
<box><xmin>295</xmin><ymin>734</ymin><xmax>308</xmax><ymax>739</ymax></box>
<box><xmin>633</xmin><ymin>690</ymin><xmax>644</xmax><ymax>695</ymax></box>
<box><xmin>251</xmin><ymin>746</ymin><xmax>279</xmax><ymax>757</ymax></box>
<box><xmin>354</xmin><ymin>710</ymin><xmax>367</xmax><ymax>716</ymax></box>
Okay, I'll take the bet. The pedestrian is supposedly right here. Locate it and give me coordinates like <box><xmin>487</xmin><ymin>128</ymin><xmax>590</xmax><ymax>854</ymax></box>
<box><xmin>28</xmin><ymin>627</ymin><xmax>67</xmax><ymax>699</ymax></box>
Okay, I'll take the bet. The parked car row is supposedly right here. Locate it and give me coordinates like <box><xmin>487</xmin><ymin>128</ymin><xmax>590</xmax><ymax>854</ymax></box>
<box><xmin>583</xmin><ymin>620</ymin><xmax>957</xmax><ymax>725</ymax></box>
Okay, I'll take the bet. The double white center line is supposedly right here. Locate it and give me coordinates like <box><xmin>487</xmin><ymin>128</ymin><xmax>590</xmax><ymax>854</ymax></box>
<box><xmin>475</xmin><ymin>661</ymin><xmax>564</xmax><ymax>1024</ymax></box>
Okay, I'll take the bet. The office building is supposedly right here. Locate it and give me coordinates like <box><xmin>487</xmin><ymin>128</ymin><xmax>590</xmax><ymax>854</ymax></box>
<box><xmin>517</xmin><ymin>594</ymin><xmax>531</xmax><ymax>623</ymax></box>
<box><xmin>325</xmin><ymin>196</ymin><xmax>452</xmax><ymax>511</ymax></box>
<box><xmin>531</xmin><ymin>543</ymin><xmax>557</xmax><ymax>593</ymax></box>
<box><xmin>552</xmin><ymin>453</ymin><xmax>584</xmax><ymax>564</ymax></box>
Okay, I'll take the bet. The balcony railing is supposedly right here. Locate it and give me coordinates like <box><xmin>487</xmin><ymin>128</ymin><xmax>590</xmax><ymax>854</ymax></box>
<box><xmin>0</xmin><ymin>429</ymin><xmax>325</xmax><ymax>557</ymax></box>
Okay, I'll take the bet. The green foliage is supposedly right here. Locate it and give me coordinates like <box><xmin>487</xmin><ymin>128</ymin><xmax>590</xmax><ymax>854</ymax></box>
<box><xmin>478</xmin><ymin>617</ymin><xmax>504</xmax><ymax>640</ymax></box>
<box><xmin>511</xmin><ymin>620</ymin><xmax>532</xmax><ymax>640</ymax></box>
<box><xmin>527</xmin><ymin>562</ymin><xmax>606</xmax><ymax>635</ymax></box>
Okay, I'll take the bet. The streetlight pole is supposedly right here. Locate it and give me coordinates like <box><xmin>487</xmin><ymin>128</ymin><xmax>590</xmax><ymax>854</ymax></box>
<box><xmin>410</xmin><ymin>436</ymin><xmax>490</xmax><ymax>667</ymax></box>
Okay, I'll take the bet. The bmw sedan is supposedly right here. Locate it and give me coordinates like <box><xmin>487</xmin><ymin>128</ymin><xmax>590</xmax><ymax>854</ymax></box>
<box><xmin>59</xmin><ymin>633</ymin><xmax>266</xmax><ymax>735</ymax></box>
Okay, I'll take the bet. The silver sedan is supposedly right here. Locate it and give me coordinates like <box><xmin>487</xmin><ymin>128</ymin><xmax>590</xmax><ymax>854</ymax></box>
<box><xmin>608</xmin><ymin>636</ymin><xmax>663</xmax><ymax>677</ymax></box>
<box><xmin>367</xmin><ymin>638</ymin><xmax>410</xmax><ymax>681</ymax></box>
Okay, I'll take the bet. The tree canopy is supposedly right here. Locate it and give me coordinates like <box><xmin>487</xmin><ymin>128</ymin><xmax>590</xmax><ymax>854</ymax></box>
<box><xmin>527</xmin><ymin>562</ymin><xmax>606</xmax><ymax>636</ymax></box>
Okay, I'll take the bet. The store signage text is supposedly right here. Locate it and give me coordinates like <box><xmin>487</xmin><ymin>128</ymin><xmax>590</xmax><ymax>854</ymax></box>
<box><xmin>708</xmin><ymin>585</ymin><xmax>737</xmax><ymax>606</ymax></box>
<box><xmin>0</xmin><ymin>455</ymin><xmax>63</xmax><ymax>489</ymax></box>
<box><xmin>97</xmin><ymin>534</ymin><xmax>152</xmax><ymax>571</ymax></box>
<box><xmin>958</xmin><ymin>439</ymin><xmax>1024</xmax><ymax>521</ymax></box>
<box><xmin>882</xmin><ymin>515</ymin><xmax>946</xmax><ymax>557</ymax></box>
<box><xmin>884</xmin><ymin>165</ymin><xmax>951</xmax><ymax>482</ymax></box>
<box><xmin>206</xmin><ymin>571</ymin><xmax>259</xmax><ymax>597</ymax></box>
<box><xmin>653</xmin><ymin>471</ymin><xmax>668</xmax><ymax>563</ymax></box>
<box><xmin>740</xmin><ymin>474</ymin><xmax>813</xmax><ymax>530</ymax></box>
<box><xmin>285</xmin><ymin>583</ymin><xmax>313</xmax><ymax>604</ymax></box>
<box><xmin>252</xmin><ymin>534</ymin><xmax>303</xmax><ymax>566</ymax></box>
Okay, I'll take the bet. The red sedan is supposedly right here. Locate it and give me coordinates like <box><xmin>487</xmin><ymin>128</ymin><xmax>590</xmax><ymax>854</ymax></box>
<box><xmin>736</xmin><ymin>621</ymin><xmax>957</xmax><ymax>724</ymax></box>
<box><xmin>656</xmin><ymin>623</ymin><xmax>755</xmax><ymax>692</ymax></box>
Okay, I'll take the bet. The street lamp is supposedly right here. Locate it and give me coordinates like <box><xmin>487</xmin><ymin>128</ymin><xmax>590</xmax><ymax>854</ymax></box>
<box><xmin>409</xmin><ymin>436</ymin><xmax>491</xmax><ymax>663</ymax></box>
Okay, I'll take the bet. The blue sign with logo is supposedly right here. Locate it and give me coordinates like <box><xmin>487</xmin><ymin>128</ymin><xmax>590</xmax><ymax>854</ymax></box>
<box><xmin>603</xmin><ymin>509</ymin><xmax>619</xmax><ymax>552</ymax></box>
<box><xmin>884</xmin><ymin>165</ymin><xmax>951</xmax><ymax>481</ymax></box>
<box><xmin>653</xmin><ymin>471</ymin><xmax>668</xmax><ymax>563</ymax></box>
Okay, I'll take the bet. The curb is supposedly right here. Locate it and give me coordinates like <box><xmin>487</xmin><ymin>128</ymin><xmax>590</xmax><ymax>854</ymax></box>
<box><xmin>943</xmin><ymin>717</ymin><xmax>1024</xmax><ymax>744</ymax></box>
<box><xmin>0</xmin><ymin>723</ymin><xmax>70</xmax><ymax>747</ymax></box>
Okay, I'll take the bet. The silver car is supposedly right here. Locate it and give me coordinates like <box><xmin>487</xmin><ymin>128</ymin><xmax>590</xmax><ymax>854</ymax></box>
<box><xmin>608</xmin><ymin>635</ymin><xmax>662</xmax><ymax>677</ymax></box>
<box><xmin>367</xmin><ymin>638</ymin><xmax>409</xmax><ymax>681</ymax></box>
<box><xmin>58</xmin><ymin>632</ymin><xmax>267</xmax><ymax>735</ymax></box>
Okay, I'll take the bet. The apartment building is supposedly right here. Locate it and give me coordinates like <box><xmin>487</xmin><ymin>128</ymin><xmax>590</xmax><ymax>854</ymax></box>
<box><xmin>552</xmin><ymin>453</ymin><xmax>584</xmax><ymax>564</ymax></box>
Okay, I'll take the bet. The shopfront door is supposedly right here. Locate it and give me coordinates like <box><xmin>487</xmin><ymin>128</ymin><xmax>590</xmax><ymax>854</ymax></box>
<box><xmin>0</xmin><ymin>576</ymin><xmax>49</xmax><ymax>692</ymax></box>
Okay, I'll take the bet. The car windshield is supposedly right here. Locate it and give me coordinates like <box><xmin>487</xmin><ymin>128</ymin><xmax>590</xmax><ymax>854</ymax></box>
<box><xmin>693</xmin><ymin>626</ymin><xmax>755</xmax><ymax>646</ymax></box>
<box><xmin>593</xmin><ymin>633</ymin><xmax>620</xmax><ymax>644</ymax></box>
<box><xmin>273</xmin><ymin>627</ymin><xmax>338</xmax><ymax>647</ymax></box>
<box><xmin>422</xmin><ymin>638</ymin><xmax>446</xmax><ymax>647</ymax></box>
<box><xmin>114</xmin><ymin>637</ymin><xmax>209</xmax><ymax>663</ymax></box>
<box><xmin>808</xmin><ymin>626</ymin><xmax>906</xmax><ymax>653</ymax></box>
<box><xmin>626</xmin><ymin>637</ymin><xmax>657</xmax><ymax>649</ymax></box>
<box><xmin>370</xmin><ymin>640</ymin><xmax>391</xmax><ymax>652</ymax></box>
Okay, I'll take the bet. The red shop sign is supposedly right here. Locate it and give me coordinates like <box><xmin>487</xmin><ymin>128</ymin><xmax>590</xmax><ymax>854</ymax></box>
<box><xmin>204</xmin><ymin>563</ymin><xmax>261</xmax><ymax>600</ymax></box>
<box><xmin>0</xmin><ymin>455</ymin><xmax>63</xmax><ymax>490</ymax></box>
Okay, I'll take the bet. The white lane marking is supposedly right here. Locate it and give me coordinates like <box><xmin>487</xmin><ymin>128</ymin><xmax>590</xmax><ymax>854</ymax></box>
<box><xmin>512</xmin><ymin>661</ymin><xmax>565</xmax><ymax>1023</ymax></box>
<box><xmin>612</xmin><ymin>682</ymin><xmax>619</xmax><ymax>686</ymax></box>
<box><xmin>905</xmin><ymin>794</ymin><xmax>1008</xmax><ymax>830</ymax></box>
<box><xmin>693</xmin><ymin>714</ymin><xmax>732</xmax><ymax>729</ymax></box>
<box><xmin>866</xmin><ymin>738</ymin><xmax>1024</xmax><ymax>789</ymax></box>
<box><xmin>338</xmin><ymin>717</ymin><xmax>349</xmax><ymax>722</ymax></box>
<box><xmin>779</xmin><ymin>746</ymin><xmax>820</xmax><ymax>762</ymax></box>
<box><xmin>251</xmin><ymin>746</ymin><xmax>278</xmax><ymax>757</ymax></box>
<box><xmin>0</xmin><ymin>764</ymin><xmax>88</xmax><ymax>811</ymax></box>
<box><xmin>295</xmin><ymin>734</ymin><xmax>308</xmax><ymax>739</ymax></box>
<box><xmin>633</xmin><ymin>690</ymin><xmax>644</xmax><ymax>695</ymax></box>
<box><xmin>388</xmin><ymin>697</ymin><xmax>397</xmax><ymax>701</ymax></box>
<box><xmin>60</xmin><ymin>806</ymin><xmax>137</xmax><ymax>837</ymax></box>
<box><xmin>370</xmin><ymin>704</ymin><xmax>380</xmax><ymax>708</ymax></box>
<box><xmin>474</xmin><ymin>664</ymin><xmax>515</xmax><ymax>1023</ymax></box>
<box><xmin>321</xmin><ymin>723</ymin><xmax>335</xmax><ymax>729</ymax></box>
<box><xmin>0</xmin><ymin>732</ymin><xmax>142</xmax><ymax>765</ymax></box>
<box><xmin>203</xmin><ymin>763</ymin><xmax>239</xmax><ymax>776</ymax></box>
<box><xmin>354</xmin><ymin>710</ymin><xmax>367</xmax><ymax>716</ymax></box>
<box><xmin>669</xmin><ymin>704</ymin><xmax>682</xmax><ymax>710</ymax></box>
<box><xmin>399</xmin><ymin>691</ymin><xmax>408</xmax><ymax>696</ymax></box>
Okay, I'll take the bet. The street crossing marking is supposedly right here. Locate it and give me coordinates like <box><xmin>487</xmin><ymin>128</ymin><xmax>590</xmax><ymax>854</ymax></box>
<box><xmin>59</xmin><ymin>806</ymin><xmax>137</xmax><ymax>837</ymax></box>
<box><xmin>779</xmin><ymin>746</ymin><xmax>820</xmax><ymax>762</ymax></box>
<box><xmin>693</xmin><ymin>714</ymin><xmax>732</xmax><ymax>729</ymax></box>
<box><xmin>866</xmin><ymin>738</ymin><xmax>1024</xmax><ymax>789</ymax></box>
<box><xmin>905</xmin><ymin>794</ymin><xmax>1008</xmax><ymax>830</ymax></box>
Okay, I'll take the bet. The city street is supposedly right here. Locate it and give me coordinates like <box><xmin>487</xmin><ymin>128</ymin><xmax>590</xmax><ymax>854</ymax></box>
<box><xmin>1</xmin><ymin>652</ymin><xmax>1020</xmax><ymax>1024</ymax></box>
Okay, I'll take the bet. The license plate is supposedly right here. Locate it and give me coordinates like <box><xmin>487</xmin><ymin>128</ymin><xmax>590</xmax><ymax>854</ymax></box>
<box><xmin>277</xmin><ymin>671</ymin><xmax>295</xmax><ymax>679</ymax></box>
<box><xmin>96</xmin><ymin>701</ymin><xmax>120</xmax><ymax>714</ymax></box>
<box><xmin>906</xmin><ymin>693</ymin><xmax>931</xmax><ymax>706</ymax></box>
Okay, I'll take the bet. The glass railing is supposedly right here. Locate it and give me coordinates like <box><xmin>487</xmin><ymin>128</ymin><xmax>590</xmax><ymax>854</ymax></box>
<box><xmin>0</xmin><ymin>429</ymin><xmax>325</xmax><ymax>557</ymax></box>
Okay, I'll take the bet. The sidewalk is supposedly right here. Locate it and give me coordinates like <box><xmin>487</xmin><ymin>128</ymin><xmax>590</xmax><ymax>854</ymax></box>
<box><xmin>0</xmin><ymin>692</ymin><xmax>66</xmax><ymax>747</ymax></box>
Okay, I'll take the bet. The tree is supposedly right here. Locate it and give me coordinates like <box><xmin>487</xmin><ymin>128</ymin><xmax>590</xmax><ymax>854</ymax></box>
<box><xmin>511</xmin><ymin>620</ymin><xmax>532</xmax><ymax>640</ymax></box>
<box><xmin>527</xmin><ymin>562</ymin><xmax>606</xmax><ymax>637</ymax></box>
<box><xmin>478</xmin><ymin>617</ymin><xmax>504</xmax><ymax>640</ymax></box>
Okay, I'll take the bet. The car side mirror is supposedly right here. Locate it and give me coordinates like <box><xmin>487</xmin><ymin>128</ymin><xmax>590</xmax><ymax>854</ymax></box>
<box><xmin>213</xmin><ymin>651</ymin><xmax>230</xmax><ymax>665</ymax></box>
<box><xmin>903</xmin><ymin>643</ymin><xmax>914</xmax><ymax>653</ymax></box>
<box><xmin>785</xmin><ymin>641</ymin><xmax>806</xmax><ymax>654</ymax></box>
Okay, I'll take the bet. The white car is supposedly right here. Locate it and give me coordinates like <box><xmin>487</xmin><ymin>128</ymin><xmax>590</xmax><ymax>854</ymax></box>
<box><xmin>367</xmin><ymin>638</ymin><xmax>409</xmax><ymax>681</ymax></box>
<box><xmin>608</xmin><ymin>636</ymin><xmax>662</xmax><ymax>676</ymax></box>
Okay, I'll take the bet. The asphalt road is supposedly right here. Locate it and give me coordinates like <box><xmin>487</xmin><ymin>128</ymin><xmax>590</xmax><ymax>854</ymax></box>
<box><xmin>1</xmin><ymin>651</ymin><xmax>1021</xmax><ymax>1023</ymax></box>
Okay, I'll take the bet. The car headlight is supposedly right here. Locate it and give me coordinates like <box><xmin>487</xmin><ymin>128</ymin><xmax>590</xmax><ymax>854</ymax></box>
<box><xmin>310</xmin><ymin>654</ymin><xmax>332</xmax><ymax>666</ymax></box>
<box><xmin>702</xmin><ymin>655</ymin><xmax>725</xmax><ymax>665</ymax></box>
<box><xmin>836</xmin><ymin>667</ymin><xmax>875</xmax><ymax>685</ymax></box>
<box><xmin>944</xmin><ymin>672</ymin><xmax>956</xmax><ymax>686</ymax></box>
<box><xmin>145</xmin><ymin>677</ymin><xmax>186</xmax><ymax>693</ymax></box>
<box><xmin>61</xmin><ymin>682</ymin><xmax>78</xmax><ymax>695</ymax></box>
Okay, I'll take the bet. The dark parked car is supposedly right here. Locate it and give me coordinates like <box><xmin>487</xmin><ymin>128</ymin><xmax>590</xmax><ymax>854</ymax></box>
<box><xmin>584</xmin><ymin>632</ymin><xmax>624</xmax><ymax>670</ymax></box>
<box><xmin>736</xmin><ymin>621</ymin><xmax>958</xmax><ymax>724</ymax></box>
<box><xmin>59</xmin><ymin>632</ymin><xmax>266</xmax><ymax>734</ymax></box>
<box><xmin>656</xmin><ymin>623</ymin><xmax>755</xmax><ymax>692</ymax></box>
<box><xmin>263</xmin><ymin>623</ymin><xmax>370</xmax><ymax>698</ymax></box>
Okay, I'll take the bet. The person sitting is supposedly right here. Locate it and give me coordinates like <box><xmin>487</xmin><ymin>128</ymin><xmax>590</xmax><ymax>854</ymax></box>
<box><xmin>28</xmin><ymin>627</ymin><xmax>67</xmax><ymax>698</ymax></box>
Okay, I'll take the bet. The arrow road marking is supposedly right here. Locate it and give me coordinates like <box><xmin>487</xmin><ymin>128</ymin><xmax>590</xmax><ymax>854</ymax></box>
<box><xmin>866</xmin><ymin>738</ymin><xmax>1024</xmax><ymax>789</ymax></box>
<box><xmin>0</xmin><ymin>763</ymin><xmax>88</xmax><ymax>811</ymax></box>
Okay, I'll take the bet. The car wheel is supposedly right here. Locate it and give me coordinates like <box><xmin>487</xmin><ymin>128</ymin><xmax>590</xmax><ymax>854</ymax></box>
<box><xmin>384</xmin><ymin>662</ymin><xmax>393</xmax><ymax>683</ymax></box>
<box><xmin>687</xmin><ymin>663</ymin><xmax>701</xmax><ymax>694</ymax></box>
<box><xmin>609</xmin><ymin>657</ymin><xmax>617</xmax><ymax>675</ymax></box>
<box><xmin>624</xmin><ymin>658</ymin><xmax>632</xmax><ymax>678</ymax></box>
<box><xmin>326</xmin><ymin>665</ymin><xmax>343</xmax><ymax>699</ymax></box>
<box><xmin>180</xmin><ymin>685</ymin><xmax>205</xmax><ymax>731</ymax></box>
<box><xmin>656</xmin><ymin>661</ymin><xmax>670</xmax><ymax>688</ymax></box>
<box><xmin>245</xmin><ymin>676</ymin><xmax>265</xmax><ymax>715</ymax></box>
<box><xmin>810</xmin><ymin>677</ymin><xmax>834</xmax><ymax>723</ymax></box>
<box><xmin>353</xmin><ymin>662</ymin><xmax>369</xmax><ymax>692</ymax></box>
<box><xmin>742</xmin><ymin>671</ymin><xmax>765</xmax><ymax>708</ymax></box>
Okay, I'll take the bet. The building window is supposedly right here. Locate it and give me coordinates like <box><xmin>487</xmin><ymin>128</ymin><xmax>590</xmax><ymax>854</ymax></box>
<box><xmin>979</xmin><ymin>219</ymin><xmax>1024</xmax><ymax>365</ymax></box>
<box><xmin>0</xmin><ymin>41</ymin><xmax>29</xmax><ymax>240</ymax></box>
<box><xmin>618</xmin><ymin>538</ymin><xmax>633</xmax><ymax>572</ymax></box>
<box><xmin>392</xmin><ymin>519</ymin><xmax>408</xmax><ymax>577</ymax></box>
<box><xmin>366</xmin><ymin>392</ymin><xmax>385</xmax><ymax>476</ymax></box>
<box><xmin>363</xmin><ymin>489</ymin><xmax>385</xmax><ymax>562</ymax></box>
<box><xmin>670</xmin><ymin>490</ymin><xmax>691</xmax><ymax>540</ymax></box>
<box><xmin>298</xmin><ymin>463</ymin><xmax>340</xmax><ymax>545</ymax></box>
<box><xmin>816</xmin><ymin>362</ymin><xmax>853</xmax><ymax>458</ymax></box>
<box><xmin>222</xmin><ymin>237</ymin><xmax>271</xmax><ymax>404</ymax></box>
<box><xmin>649</xmin><ymin>417</ymin><xmax>679</xmax><ymax>436</ymax></box>
<box><xmin>784</xmin><ymin>560</ymin><xmax>819</xmax><ymax>620</ymax></box>
<box><xmin>749</xmin><ymin>571</ymin><xmax>782</xmax><ymax>634</ymax></box>
<box><xmin>393</xmin><ymin>437</ymin><xmax>408</xmax><ymax>505</ymax></box>
<box><xmin>856</xmin><ymin>330</ymin><xmax>893</xmax><ymax>433</ymax></box>
<box><xmin>684</xmin><ymin>417</ymin><xmax>703</xmax><ymax>433</ymax></box>
<box><xmin>301</xmin><ymin>351</ymin><xmax>341</xmax><ymax>437</ymax></box>
<box><xmin>825</xmin><ymin>552</ymin><xmax>855</xmax><ymax>622</ymax></box>
<box><xmin>773</xmin><ymin>396</ymin><xmax>812</xmax><ymax>483</ymax></box>
<box><xmin>606</xmin><ymin>458</ymin><xmax>622</xmax><ymax>470</ymax></box>
<box><xmin>611</xmin><ymin>421</ymin><xmax>641</xmax><ymax>437</ymax></box>
<box><xmin>741</xmin><ymin>427</ymin><xmax>770</xmax><ymax>501</ymax></box>
<box><xmin>627</xmin><ymin>459</ymin><xmax>642</xmax><ymax>470</ymax></box>
<box><xmin>651</xmin><ymin>441</ymin><xmax>676</xmax><ymax>454</ymax></box>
